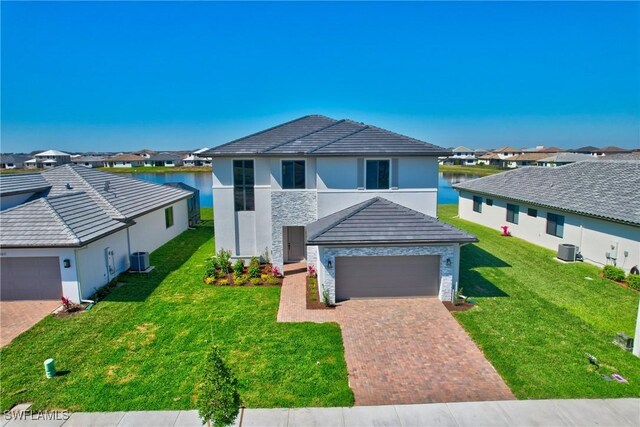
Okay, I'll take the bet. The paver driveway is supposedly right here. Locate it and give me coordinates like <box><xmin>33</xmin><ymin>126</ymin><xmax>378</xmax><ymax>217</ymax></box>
<box><xmin>0</xmin><ymin>300</ymin><xmax>60</xmax><ymax>347</ymax></box>
<box><xmin>278</xmin><ymin>264</ymin><xmax>514</xmax><ymax>405</ymax></box>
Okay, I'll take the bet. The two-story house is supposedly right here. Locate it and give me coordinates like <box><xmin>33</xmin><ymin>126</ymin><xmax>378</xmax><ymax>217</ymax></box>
<box><xmin>24</xmin><ymin>150</ymin><xmax>72</xmax><ymax>169</ymax></box>
<box><xmin>206</xmin><ymin>115</ymin><xmax>477</xmax><ymax>304</ymax></box>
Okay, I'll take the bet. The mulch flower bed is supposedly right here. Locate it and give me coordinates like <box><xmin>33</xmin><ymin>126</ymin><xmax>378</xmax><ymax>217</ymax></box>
<box><xmin>54</xmin><ymin>302</ymin><xmax>90</xmax><ymax>318</ymax></box>
<box><xmin>306</xmin><ymin>275</ymin><xmax>334</xmax><ymax>310</ymax></box>
<box><xmin>443</xmin><ymin>301</ymin><xmax>474</xmax><ymax>312</ymax></box>
<box><xmin>203</xmin><ymin>263</ymin><xmax>283</xmax><ymax>287</ymax></box>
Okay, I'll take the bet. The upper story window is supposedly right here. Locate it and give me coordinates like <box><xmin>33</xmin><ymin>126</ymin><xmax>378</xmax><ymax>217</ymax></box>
<box><xmin>473</xmin><ymin>196</ymin><xmax>482</xmax><ymax>213</ymax></box>
<box><xmin>546</xmin><ymin>213</ymin><xmax>564</xmax><ymax>238</ymax></box>
<box><xmin>233</xmin><ymin>160</ymin><xmax>255</xmax><ymax>211</ymax></box>
<box><xmin>165</xmin><ymin>207</ymin><xmax>174</xmax><ymax>228</ymax></box>
<box><xmin>506</xmin><ymin>203</ymin><xmax>519</xmax><ymax>224</ymax></box>
<box><xmin>282</xmin><ymin>160</ymin><xmax>305</xmax><ymax>189</ymax></box>
<box><xmin>527</xmin><ymin>208</ymin><xmax>538</xmax><ymax>217</ymax></box>
<box><xmin>366</xmin><ymin>160</ymin><xmax>390</xmax><ymax>190</ymax></box>
<box><xmin>486</xmin><ymin>198</ymin><xmax>493</xmax><ymax>206</ymax></box>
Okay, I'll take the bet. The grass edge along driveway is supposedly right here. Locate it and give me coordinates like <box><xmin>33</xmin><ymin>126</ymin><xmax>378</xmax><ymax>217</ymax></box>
<box><xmin>0</xmin><ymin>209</ymin><xmax>353</xmax><ymax>412</ymax></box>
<box><xmin>439</xmin><ymin>204</ymin><xmax>640</xmax><ymax>399</ymax></box>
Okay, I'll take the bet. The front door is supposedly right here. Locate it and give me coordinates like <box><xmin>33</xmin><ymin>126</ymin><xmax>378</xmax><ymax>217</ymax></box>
<box><xmin>284</xmin><ymin>226</ymin><xmax>305</xmax><ymax>263</ymax></box>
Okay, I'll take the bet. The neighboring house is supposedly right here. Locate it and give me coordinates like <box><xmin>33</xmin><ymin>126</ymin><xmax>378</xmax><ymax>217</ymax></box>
<box><xmin>491</xmin><ymin>146</ymin><xmax>524</xmax><ymax>159</ymax></box>
<box><xmin>104</xmin><ymin>154</ymin><xmax>146</xmax><ymax>168</ymax></box>
<box><xmin>24</xmin><ymin>150</ymin><xmax>72</xmax><ymax>169</ymax></box>
<box><xmin>502</xmin><ymin>152</ymin><xmax>556</xmax><ymax>168</ymax></box>
<box><xmin>144</xmin><ymin>152</ymin><xmax>184</xmax><ymax>167</ymax></box>
<box><xmin>183</xmin><ymin>148</ymin><xmax>213</xmax><ymax>167</ymax></box>
<box><xmin>0</xmin><ymin>165</ymin><xmax>193</xmax><ymax>302</ymax></box>
<box><xmin>571</xmin><ymin>146</ymin><xmax>629</xmax><ymax>157</ymax></box>
<box><xmin>205</xmin><ymin>115</ymin><xmax>476</xmax><ymax>304</ymax></box>
<box><xmin>133</xmin><ymin>149</ymin><xmax>158</xmax><ymax>159</ymax></box>
<box><xmin>476</xmin><ymin>152</ymin><xmax>502</xmax><ymax>166</ymax></box>
<box><xmin>441</xmin><ymin>146</ymin><xmax>478</xmax><ymax>165</ymax></box>
<box><xmin>0</xmin><ymin>154</ymin><xmax>30</xmax><ymax>169</ymax></box>
<box><xmin>537</xmin><ymin>153</ymin><xmax>593</xmax><ymax>167</ymax></box>
<box><xmin>454</xmin><ymin>160</ymin><xmax>640</xmax><ymax>273</ymax></box>
<box><xmin>71</xmin><ymin>155</ymin><xmax>106</xmax><ymax>168</ymax></box>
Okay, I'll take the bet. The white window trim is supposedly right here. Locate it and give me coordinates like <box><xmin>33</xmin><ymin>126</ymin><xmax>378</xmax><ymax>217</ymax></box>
<box><xmin>279</xmin><ymin>158</ymin><xmax>307</xmax><ymax>190</ymax></box>
<box><xmin>363</xmin><ymin>158</ymin><xmax>392</xmax><ymax>191</ymax></box>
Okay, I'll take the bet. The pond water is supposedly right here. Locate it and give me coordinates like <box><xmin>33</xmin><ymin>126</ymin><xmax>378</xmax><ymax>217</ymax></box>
<box><xmin>125</xmin><ymin>171</ymin><xmax>480</xmax><ymax>207</ymax></box>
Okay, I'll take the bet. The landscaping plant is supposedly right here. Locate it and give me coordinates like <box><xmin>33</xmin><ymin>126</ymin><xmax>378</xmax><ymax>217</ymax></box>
<box><xmin>602</xmin><ymin>265</ymin><xmax>625</xmax><ymax>282</ymax></box>
<box><xmin>233</xmin><ymin>259</ymin><xmax>245</xmax><ymax>276</ymax></box>
<box><xmin>217</xmin><ymin>249</ymin><xmax>232</xmax><ymax>275</ymax></box>
<box><xmin>322</xmin><ymin>287</ymin><xmax>331</xmax><ymax>307</ymax></box>
<box><xmin>308</xmin><ymin>265</ymin><xmax>316</xmax><ymax>277</ymax></box>
<box><xmin>248</xmin><ymin>257</ymin><xmax>260</xmax><ymax>278</ymax></box>
<box><xmin>205</xmin><ymin>256</ymin><xmax>219</xmax><ymax>279</ymax></box>
<box><xmin>270</xmin><ymin>265</ymin><xmax>281</xmax><ymax>277</ymax></box>
<box><xmin>196</xmin><ymin>346</ymin><xmax>241</xmax><ymax>427</ymax></box>
<box><xmin>626</xmin><ymin>274</ymin><xmax>640</xmax><ymax>291</ymax></box>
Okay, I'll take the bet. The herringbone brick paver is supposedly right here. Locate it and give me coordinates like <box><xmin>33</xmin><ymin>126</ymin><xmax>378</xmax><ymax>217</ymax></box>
<box><xmin>1</xmin><ymin>300</ymin><xmax>60</xmax><ymax>347</ymax></box>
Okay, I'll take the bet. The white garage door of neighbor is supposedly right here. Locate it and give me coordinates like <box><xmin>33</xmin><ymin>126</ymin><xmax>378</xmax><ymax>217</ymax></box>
<box><xmin>335</xmin><ymin>255</ymin><xmax>440</xmax><ymax>301</ymax></box>
<box><xmin>0</xmin><ymin>257</ymin><xmax>63</xmax><ymax>301</ymax></box>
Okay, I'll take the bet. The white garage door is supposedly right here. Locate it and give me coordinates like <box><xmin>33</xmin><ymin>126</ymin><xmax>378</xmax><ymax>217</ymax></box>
<box><xmin>335</xmin><ymin>255</ymin><xmax>440</xmax><ymax>301</ymax></box>
<box><xmin>0</xmin><ymin>257</ymin><xmax>63</xmax><ymax>301</ymax></box>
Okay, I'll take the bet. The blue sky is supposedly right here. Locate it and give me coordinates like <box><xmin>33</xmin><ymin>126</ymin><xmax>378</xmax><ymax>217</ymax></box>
<box><xmin>2</xmin><ymin>1</ymin><xmax>639</xmax><ymax>153</ymax></box>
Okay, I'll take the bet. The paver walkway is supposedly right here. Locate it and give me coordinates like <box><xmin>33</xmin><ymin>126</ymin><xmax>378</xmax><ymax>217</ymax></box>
<box><xmin>0</xmin><ymin>300</ymin><xmax>60</xmax><ymax>347</ymax></box>
<box><xmin>278</xmin><ymin>264</ymin><xmax>514</xmax><ymax>405</ymax></box>
<box><xmin>4</xmin><ymin>399</ymin><xmax>638</xmax><ymax>426</ymax></box>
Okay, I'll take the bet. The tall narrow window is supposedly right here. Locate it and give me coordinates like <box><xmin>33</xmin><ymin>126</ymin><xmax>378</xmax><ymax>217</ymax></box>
<box><xmin>473</xmin><ymin>196</ymin><xmax>483</xmax><ymax>213</ymax></box>
<box><xmin>282</xmin><ymin>160</ymin><xmax>305</xmax><ymax>189</ymax></box>
<box><xmin>233</xmin><ymin>160</ymin><xmax>255</xmax><ymax>211</ymax></box>
<box><xmin>365</xmin><ymin>160</ymin><xmax>390</xmax><ymax>190</ymax></box>
<box><xmin>506</xmin><ymin>204</ymin><xmax>519</xmax><ymax>224</ymax></box>
<box><xmin>546</xmin><ymin>213</ymin><xmax>564</xmax><ymax>237</ymax></box>
<box><xmin>165</xmin><ymin>207</ymin><xmax>174</xmax><ymax>228</ymax></box>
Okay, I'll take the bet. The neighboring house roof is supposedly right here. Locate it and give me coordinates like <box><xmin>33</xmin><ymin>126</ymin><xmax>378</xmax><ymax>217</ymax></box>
<box><xmin>192</xmin><ymin>147</ymin><xmax>210</xmax><ymax>155</ymax></box>
<box><xmin>0</xmin><ymin>154</ymin><xmax>30</xmax><ymax>165</ymax></box>
<box><xmin>36</xmin><ymin>149</ymin><xmax>70</xmax><ymax>157</ymax></box>
<box><xmin>573</xmin><ymin>145</ymin><xmax>599</xmax><ymax>152</ymax></box>
<box><xmin>451</xmin><ymin>146</ymin><xmax>474</xmax><ymax>153</ymax></box>
<box><xmin>205</xmin><ymin>115</ymin><xmax>449</xmax><ymax>157</ymax></box>
<box><xmin>477</xmin><ymin>153</ymin><xmax>502</xmax><ymax>160</ymax></box>
<box><xmin>536</xmin><ymin>147</ymin><xmax>563</xmax><ymax>153</ymax></box>
<box><xmin>0</xmin><ymin>165</ymin><xmax>193</xmax><ymax>248</ymax></box>
<box><xmin>72</xmin><ymin>156</ymin><xmax>106</xmax><ymax>162</ymax></box>
<box><xmin>492</xmin><ymin>146</ymin><xmax>521</xmax><ymax>153</ymax></box>
<box><xmin>537</xmin><ymin>153</ymin><xmax>593</xmax><ymax>163</ymax></box>
<box><xmin>503</xmin><ymin>153</ymin><xmax>555</xmax><ymax>162</ymax></box>
<box><xmin>597</xmin><ymin>146</ymin><xmax>629</xmax><ymax>153</ymax></box>
<box><xmin>599</xmin><ymin>152</ymin><xmax>640</xmax><ymax>161</ymax></box>
<box><xmin>147</xmin><ymin>153</ymin><xmax>183</xmax><ymax>161</ymax></box>
<box><xmin>0</xmin><ymin>173</ymin><xmax>52</xmax><ymax>196</ymax></box>
<box><xmin>453</xmin><ymin>160</ymin><xmax>640</xmax><ymax>226</ymax></box>
<box><xmin>306</xmin><ymin>197</ymin><xmax>478</xmax><ymax>246</ymax></box>
<box><xmin>107</xmin><ymin>154</ymin><xmax>146</xmax><ymax>162</ymax></box>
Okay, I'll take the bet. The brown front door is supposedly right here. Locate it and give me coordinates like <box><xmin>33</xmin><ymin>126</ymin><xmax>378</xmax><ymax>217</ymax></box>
<box><xmin>284</xmin><ymin>226</ymin><xmax>305</xmax><ymax>263</ymax></box>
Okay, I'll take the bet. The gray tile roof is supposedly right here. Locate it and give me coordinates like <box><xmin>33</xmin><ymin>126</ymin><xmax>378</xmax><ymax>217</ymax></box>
<box><xmin>206</xmin><ymin>115</ymin><xmax>449</xmax><ymax>157</ymax></box>
<box><xmin>537</xmin><ymin>153</ymin><xmax>593</xmax><ymax>163</ymax></box>
<box><xmin>306</xmin><ymin>197</ymin><xmax>477</xmax><ymax>246</ymax></box>
<box><xmin>0</xmin><ymin>173</ymin><xmax>52</xmax><ymax>196</ymax></box>
<box><xmin>0</xmin><ymin>164</ymin><xmax>193</xmax><ymax>247</ymax></box>
<box><xmin>147</xmin><ymin>152</ymin><xmax>184</xmax><ymax>161</ymax></box>
<box><xmin>454</xmin><ymin>160</ymin><xmax>640</xmax><ymax>226</ymax></box>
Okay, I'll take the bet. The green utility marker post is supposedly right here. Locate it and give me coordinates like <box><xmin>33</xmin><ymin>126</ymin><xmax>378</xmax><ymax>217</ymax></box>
<box><xmin>44</xmin><ymin>358</ymin><xmax>56</xmax><ymax>378</ymax></box>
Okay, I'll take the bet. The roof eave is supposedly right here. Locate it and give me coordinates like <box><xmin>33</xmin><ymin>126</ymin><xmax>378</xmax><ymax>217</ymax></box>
<box><xmin>207</xmin><ymin>151</ymin><xmax>450</xmax><ymax>158</ymax></box>
<box><xmin>306</xmin><ymin>238</ymin><xmax>478</xmax><ymax>246</ymax></box>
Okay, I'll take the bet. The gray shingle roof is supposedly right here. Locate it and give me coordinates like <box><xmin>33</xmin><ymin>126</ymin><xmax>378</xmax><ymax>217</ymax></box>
<box><xmin>537</xmin><ymin>153</ymin><xmax>593</xmax><ymax>163</ymax></box>
<box><xmin>206</xmin><ymin>115</ymin><xmax>449</xmax><ymax>157</ymax></box>
<box><xmin>306</xmin><ymin>197</ymin><xmax>477</xmax><ymax>245</ymax></box>
<box><xmin>454</xmin><ymin>160</ymin><xmax>640</xmax><ymax>226</ymax></box>
<box><xmin>0</xmin><ymin>164</ymin><xmax>193</xmax><ymax>247</ymax></box>
<box><xmin>0</xmin><ymin>173</ymin><xmax>52</xmax><ymax>196</ymax></box>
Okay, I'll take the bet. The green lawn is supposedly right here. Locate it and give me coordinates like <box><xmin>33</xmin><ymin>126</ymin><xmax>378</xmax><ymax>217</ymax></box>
<box><xmin>0</xmin><ymin>208</ymin><xmax>352</xmax><ymax>411</ymax></box>
<box><xmin>439</xmin><ymin>165</ymin><xmax>505</xmax><ymax>176</ymax></box>
<box><xmin>439</xmin><ymin>204</ymin><xmax>640</xmax><ymax>399</ymax></box>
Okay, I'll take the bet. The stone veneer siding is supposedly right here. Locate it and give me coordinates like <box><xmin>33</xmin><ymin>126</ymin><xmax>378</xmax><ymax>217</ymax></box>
<box><xmin>271</xmin><ymin>191</ymin><xmax>317</xmax><ymax>272</ymax></box>
<box><xmin>320</xmin><ymin>245</ymin><xmax>456</xmax><ymax>304</ymax></box>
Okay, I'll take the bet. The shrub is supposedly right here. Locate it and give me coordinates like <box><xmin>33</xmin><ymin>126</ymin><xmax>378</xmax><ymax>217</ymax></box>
<box><xmin>217</xmin><ymin>279</ymin><xmax>229</xmax><ymax>286</ymax></box>
<box><xmin>602</xmin><ymin>265</ymin><xmax>625</xmax><ymax>282</ymax></box>
<box><xmin>196</xmin><ymin>346</ymin><xmax>241</xmax><ymax>427</ymax></box>
<box><xmin>233</xmin><ymin>259</ymin><xmax>245</xmax><ymax>276</ymax></box>
<box><xmin>262</xmin><ymin>247</ymin><xmax>271</xmax><ymax>264</ymax></box>
<box><xmin>249</xmin><ymin>278</ymin><xmax>261</xmax><ymax>286</ymax></box>
<box><xmin>233</xmin><ymin>274</ymin><xmax>248</xmax><ymax>286</ymax></box>
<box><xmin>308</xmin><ymin>265</ymin><xmax>316</xmax><ymax>277</ymax></box>
<box><xmin>248</xmin><ymin>263</ymin><xmax>261</xmax><ymax>279</ymax></box>
<box><xmin>626</xmin><ymin>274</ymin><xmax>640</xmax><ymax>291</ymax></box>
<box><xmin>218</xmin><ymin>249</ymin><xmax>232</xmax><ymax>275</ymax></box>
<box><xmin>249</xmin><ymin>256</ymin><xmax>260</xmax><ymax>267</ymax></box>
<box><xmin>260</xmin><ymin>273</ymin><xmax>269</xmax><ymax>281</ymax></box>
<box><xmin>270</xmin><ymin>265</ymin><xmax>282</xmax><ymax>278</ymax></box>
<box><xmin>204</xmin><ymin>277</ymin><xmax>215</xmax><ymax>285</ymax></box>
<box><xmin>322</xmin><ymin>287</ymin><xmax>331</xmax><ymax>306</ymax></box>
<box><xmin>61</xmin><ymin>296</ymin><xmax>76</xmax><ymax>311</ymax></box>
<box><xmin>265</xmin><ymin>276</ymin><xmax>280</xmax><ymax>286</ymax></box>
<box><xmin>205</xmin><ymin>256</ymin><xmax>219</xmax><ymax>279</ymax></box>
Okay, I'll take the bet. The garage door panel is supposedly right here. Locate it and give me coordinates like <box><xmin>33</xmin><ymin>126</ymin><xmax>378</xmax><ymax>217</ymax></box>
<box><xmin>1</xmin><ymin>257</ymin><xmax>63</xmax><ymax>301</ymax></box>
<box><xmin>336</xmin><ymin>255</ymin><xmax>439</xmax><ymax>301</ymax></box>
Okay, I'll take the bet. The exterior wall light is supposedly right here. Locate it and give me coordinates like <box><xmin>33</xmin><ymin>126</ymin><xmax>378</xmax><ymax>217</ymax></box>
<box><xmin>327</xmin><ymin>259</ymin><xmax>333</xmax><ymax>269</ymax></box>
<box><xmin>446</xmin><ymin>258</ymin><xmax>452</xmax><ymax>267</ymax></box>
<box><xmin>63</xmin><ymin>259</ymin><xmax>71</xmax><ymax>268</ymax></box>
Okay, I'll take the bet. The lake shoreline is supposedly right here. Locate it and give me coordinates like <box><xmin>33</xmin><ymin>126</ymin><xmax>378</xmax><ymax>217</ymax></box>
<box><xmin>438</xmin><ymin>165</ymin><xmax>505</xmax><ymax>176</ymax></box>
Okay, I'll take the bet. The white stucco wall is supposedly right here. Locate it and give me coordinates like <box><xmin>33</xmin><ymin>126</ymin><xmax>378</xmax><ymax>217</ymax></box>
<box><xmin>317</xmin><ymin>244</ymin><xmax>457</xmax><ymax>304</ymax></box>
<box><xmin>459</xmin><ymin>191</ymin><xmax>640</xmax><ymax>273</ymax></box>
<box><xmin>0</xmin><ymin>247</ymin><xmax>80</xmax><ymax>302</ymax></box>
<box><xmin>128</xmin><ymin>199</ymin><xmax>189</xmax><ymax>254</ymax></box>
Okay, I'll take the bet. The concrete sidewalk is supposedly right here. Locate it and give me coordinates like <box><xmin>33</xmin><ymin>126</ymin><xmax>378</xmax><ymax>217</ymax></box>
<box><xmin>3</xmin><ymin>399</ymin><xmax>638</xmax><ymax>427</ymax></box>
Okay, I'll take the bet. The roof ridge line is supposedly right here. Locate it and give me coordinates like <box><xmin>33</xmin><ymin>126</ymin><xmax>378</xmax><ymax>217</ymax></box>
<box><xmin>307</xmin><ymin>124</ymin><xmax>369</xmax><ymax>153</ymax></box>
<box><xmin>307</xmin><ymin>197</ymin><xmax>380</xmax><ymax>241</ymax></box>
<box><xmin>42</xmin><ymin>198</ymin><xmax>81</xmax><ymax>245</ymax></box>
<box><xmin>62</xmin><ymin>165</ymin><xmax>127</xmax><ymax>220</ymax></box>
<box><xmin>263</xmin><ymin>119</ymin><xmax>346</xmax><ymax>153</ymax></box>
<box><xmin>377</xmin><ymin>197</ymin><xmax>469</xmax><ymax>232</ymax></box>
<box><xmin>204</xmin><ymin>115</ymin><xmax>322</xmax><ymax>154</ymax></box>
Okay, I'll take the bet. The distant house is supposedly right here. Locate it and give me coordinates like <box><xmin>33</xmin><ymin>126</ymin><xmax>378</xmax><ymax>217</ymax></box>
<box><xmin>571</xmin><ymin>146</ymin><xmax>629</xmax><ymax>157</ymax></box>
<box><xmin>71</xmin><ymin>155</ymin><xmax>106</xmax><ymax>168</ymax></box>
<box><xmin>104</xmin><ymin>154</ymin><xmax>146</xmax><ymax>168</ymax></box>
<box><xmin>183</xmin><ymin>148</ymin><xmax>212</xmax><ymax>167</ymax></box>
<box><xmin>476</xmin><ymin>152</ymin><xmax>503</xmax><ymax>166</ymax></box>
<box><xmin>454</xmin><ymin>160</ymin><xmax>640</xmax><ymax>273</ymax></box>
<box><xmin>440</xmin><ymin>146</ymin><xmax>479</xmax><ymax>165</ymax></box>
<box><xmin>502</xmin><ymin>152</ymin><xmax>556</xmax><ymax>168</ymax></box>
<box><xmin>133</xmin><ymin>149</ymin><xmax>158</xmax><ymax>159</ymax></box>
<box><xmin>24</xmin><ymin>150</ymin><xmax>72</xmax><ymax>169</ymax></box>
<box><xmin>537</xmin><ymin>153</ymin><xmax>593</xmax><ymax>167</ymax></box>
<box><xmin>0</xmin><ymin>154</ymin><xmax>30</xmax><ymax>170</ymax></box>
<box><xmin>144</xmin><ymin>152</ymin><xmax>184</xmax><ymax>167</ymax></box>
<box><xmin>0</xmin><ymin>165</ymin><xmax>193</xmax><ymax>302</ymax></box>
